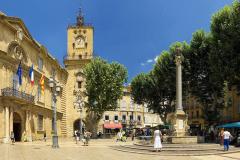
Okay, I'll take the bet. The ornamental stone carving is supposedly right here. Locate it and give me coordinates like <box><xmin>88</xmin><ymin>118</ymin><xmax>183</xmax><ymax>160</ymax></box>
<box><xmin>16</xmin><ymin>27</ymin><xmax>23</xmax><ymax>42</ymax></box>
<box><xmin>8</xmin><ymin>41</ymin><xmax>27</xmax><ymax>62</ymax></box>
<box><xmin>175</xmin><ymin>55</ymin><xmax>182</xmax><ymax>66</ymax></box>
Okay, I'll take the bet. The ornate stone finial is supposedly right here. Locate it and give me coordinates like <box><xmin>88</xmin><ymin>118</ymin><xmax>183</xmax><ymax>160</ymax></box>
<box><xmin>76</xmin><ymin>8</ymin><xmax>84</xmax><ymax>26</ymax></box>
<box><xmin>175</xmin><ymin>47</ymin><xmax>182</xmax><ymax>66</ymax></box>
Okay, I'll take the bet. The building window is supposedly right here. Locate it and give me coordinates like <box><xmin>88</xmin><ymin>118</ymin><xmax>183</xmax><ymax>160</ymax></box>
<box><xmin>13</xmin><ymin>75</ymin><xmax>19</xmax><ymax>90</ymax></box>
<box><xmin>191</xmin><ymin>112</ymin><xmax>194</xmax><ymax>118</ymax></box>
<box><xmin>137</xmin><ymin>115</ymin><xmax>141</xmax><ymax>121</ymax></box>
<box><xmin>78</xmin><ymin>81</ymin><xmax>82</xmax><ymax>89</ymax></box>
<box><xmin>38</xmin><ymin>115</ymin><xmax>43</xmax><ymax>131</ymax></box>
<box><xmin>114</xmin><ymin>115</ymin><xmax>118</xmax><ymax>122</ymax></box>
<box><xmin>105</xmin><ymin>115</ymin><xmax>109</xmax><ymax>121</ymax></box>
<box><xmin>37</xmin><ymin>85</ymin><xmax>41</xmax><ymax>101</ymax></box>
<box><xmin>130</xmin><ymin>115</ymin><xmax>133</xmax><ymax>121</ymax></box>
<box><xmin>196</xmin><ymin>111</ymin><xmax>199</xmax><ymax>118</ymax></box>
<box><xmin>122</xmin><ymin>115</ymin><xmax>126</xmax><ymax>122</ymax></box>
<box><xmin>38</xmin><ymin>57</ymin><xmax>43</xmax><ymax>71</ymax></box>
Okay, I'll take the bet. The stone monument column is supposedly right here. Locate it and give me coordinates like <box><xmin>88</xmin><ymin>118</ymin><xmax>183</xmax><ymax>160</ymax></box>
<box><xmin>166</xmin><ymin>48</ymin><xmax>196</xmax><ymax>143</ymax></box>
<box><xmin>174</xmin><ymin>48</ymin><xmax>187</xmax><ymax>136</ymax></box>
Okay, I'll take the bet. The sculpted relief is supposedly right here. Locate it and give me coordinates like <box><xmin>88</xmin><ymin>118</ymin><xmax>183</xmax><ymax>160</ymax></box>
<box><xmin>8</xmin><ymin>41</ymin><xmax>27</xmax><ymax>63</ymax></box>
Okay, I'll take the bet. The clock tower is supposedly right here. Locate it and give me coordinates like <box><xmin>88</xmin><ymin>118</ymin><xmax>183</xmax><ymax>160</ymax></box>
<box><xmin>64</xmin><ymin>9</ymin><xmax>93</xmax><ymax>137</ymax></box>
<box><xmin>64</xmin><ymin>9</ymin><xmax>93</xmax><ymax>67</ymax></box>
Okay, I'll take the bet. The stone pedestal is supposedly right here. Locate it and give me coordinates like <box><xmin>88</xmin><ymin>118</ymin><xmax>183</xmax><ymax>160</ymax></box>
<box><xmin>167</xmin><ymin>110</ymin><xmax>189</xmax><ymax>137</ymax></box>
<box><xmin>167</xmin><ymin>110</ymin><xmax>197</xmax><ymax>144</ymax></box>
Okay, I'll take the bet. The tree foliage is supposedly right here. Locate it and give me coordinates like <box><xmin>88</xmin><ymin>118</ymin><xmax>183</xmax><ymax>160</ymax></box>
<box><xmin>188</xmin><ymin>30</ymin><xmax>224</xmax><ymax>124</ymax></box>
<box><xmin>211</xmin><ymin>1</ymin><xmax>240</xmax><ymax>91</ymax></box>
<box><xmin>83</xmin><ymin>57</ymin><xmax>127</xmax><ymax>133</ymax></box>
<box><xmin>131</xmin><ymin>42</ymin><xmax>190</xmax><ymax>124</ymax></box>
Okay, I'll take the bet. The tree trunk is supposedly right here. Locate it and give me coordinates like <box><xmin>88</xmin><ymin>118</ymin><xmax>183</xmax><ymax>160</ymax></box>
<box><xmin>84</xmin><ymin>111</ymin><xmax>101</xmax><ymax>138</ymax></box>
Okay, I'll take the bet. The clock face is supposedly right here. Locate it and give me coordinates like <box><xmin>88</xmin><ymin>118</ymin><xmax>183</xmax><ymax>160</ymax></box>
<box><xmin>75</xmin><ymin>36</ymin><xmax>85</xmax><ymax>49</ymax></box>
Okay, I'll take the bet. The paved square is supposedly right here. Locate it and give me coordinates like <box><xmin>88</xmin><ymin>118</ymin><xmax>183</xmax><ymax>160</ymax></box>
<box><xmin>0</xmin><ymin>139</ymin><xmax>239</xmax><ymax>160</ymax></box>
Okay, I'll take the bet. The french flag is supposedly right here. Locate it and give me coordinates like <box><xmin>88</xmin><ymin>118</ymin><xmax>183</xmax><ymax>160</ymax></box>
<box><xmin>29</xmin><ymin>65</ymin><xmax>34</xmax><ymax>85</ymax></box>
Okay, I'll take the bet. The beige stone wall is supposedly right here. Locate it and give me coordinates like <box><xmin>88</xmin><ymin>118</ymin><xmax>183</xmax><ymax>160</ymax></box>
<box><xmin>0</xmin><ymin>14</ymin><xmax>67</xmax><ymax>142</ymax></box>
<box><xmin>67</xmin><ymin>26</ymin><xmax>93</xmax><ymax>57</ymax></box>
<box><xmin>65</xmin><ymin>22</ymin><xmax>93</xmax><ymax>136</ymax></box>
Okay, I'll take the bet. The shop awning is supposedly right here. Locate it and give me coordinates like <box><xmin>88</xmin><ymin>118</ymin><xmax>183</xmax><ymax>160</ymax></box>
<box><xmin>104</xmin><ymin>123</ymin><xmax>122</xmax><ymax>129</ymax></box>
<box><xmin>217</xmin><ymin>122</ymin><xmax>240</xmax><ymax>128</ymax></box>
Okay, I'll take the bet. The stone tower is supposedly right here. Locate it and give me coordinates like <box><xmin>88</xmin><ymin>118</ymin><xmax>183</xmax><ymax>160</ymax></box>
<box><xmin>64</xmin><ymin>9</ymin><xmax>93</xmax><ymax>137</ymax></box>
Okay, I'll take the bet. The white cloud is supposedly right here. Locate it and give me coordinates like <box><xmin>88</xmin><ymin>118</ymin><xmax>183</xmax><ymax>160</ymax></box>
<box><xmin>141</xmin><ymin>63</ymin><xmax>145</xmax><ymax>66</ymax></box>
<box><xmin>147</xmin><ymin>59</ymin><xmax>153</xmax><ymax>63</ymax></box>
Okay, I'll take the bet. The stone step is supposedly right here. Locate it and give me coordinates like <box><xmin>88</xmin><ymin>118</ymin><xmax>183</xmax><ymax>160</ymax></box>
<box><xmin>123</xmin><ymin>145</ymin><xmax>223</xmax><ymax>151</ymax></box>
<box><xmin>134</xmin><ymin>143</ymin><xmax>220</xmax><ymax>148</ymax></box>
<box><xmin>110</xmin><ymin>145</ymin><xmax>240</xmax><ymax>156</ymax></box>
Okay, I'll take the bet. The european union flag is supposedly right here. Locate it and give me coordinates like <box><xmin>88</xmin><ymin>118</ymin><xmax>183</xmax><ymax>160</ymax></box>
<box><xmin>16</xmin><ymin>61</ymin><xmax>22</xmax><ymax>85</ymax></box>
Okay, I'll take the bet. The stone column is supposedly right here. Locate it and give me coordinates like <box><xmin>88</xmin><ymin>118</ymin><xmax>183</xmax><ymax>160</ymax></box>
<box><xmin>9</xmin><ymin>107</ymin><xmax>13</xmax><ymax>134</ymax></box>
<box><xmin>25</xmin><ymin>110</ymin><xmax>32</xmax><ymax>142</ymax></box>
<box><xmin>3</xmin><ymin>106</ymin><xmax>10</xmax><ymax>143</ymax></box>
<box><xmin>176</xmin><ymin>55</ymin><xmax>183</xmax><ymax>111</ymax></box>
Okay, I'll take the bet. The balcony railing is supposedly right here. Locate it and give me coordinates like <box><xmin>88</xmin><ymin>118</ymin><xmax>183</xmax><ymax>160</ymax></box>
<box><xmin>63</xmin><ymin>55</ymin><xmax>93</xmax><ymax>61</ymax></box>
<box><xmin>122</xmin><ymin>120</ymin><xmax>127</xmax><ymax>124</ymax></box>
<box><xmin>1</xmin><ymin>87</ymin><xmax>34</xmax><ymax>103</ymax></box>
<box><xmin>68</xmin><ymin>23</ymin><xmax>93</xmax><ymax>28</ymax></box>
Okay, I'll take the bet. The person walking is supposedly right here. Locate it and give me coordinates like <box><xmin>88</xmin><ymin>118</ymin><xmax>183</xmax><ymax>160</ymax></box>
<box><xmin>74</xmin><ymin>130</ymin><xmax>78</xmax><ymax>144</ymax></box>
<box><xmin>219</xmin><ymin>128</ymin><xmax>224</xmax><ymax>146</ymax></box>
<box><xmin>131</xmin><ymin>131</ymin><xmax>135</xmax><ymax>141</ymax></box>
<box><xmin>154</xmin><ymin>129</ymin><xmax>162</xmax><ymax>152</ymax></box>
<box><xmin>116</xmin><ymin>131</ymin><xmax>122</xmax><ymax>142</ymax></box>
<box><xmin>84</xmin><ymin>131</ymin><xmax>91</xmax><ymax>146</ymax></box>
<box><xmin>10</xmin><ymin>131</ymin><xmax>15</xmax><ymax>145</ymax></box>
<box><xmin>223</xmin><ymin>129</ymin><xmax>232</xmax><ymax>151</ymax></box>
<box><xmin>43</xmin><ymin>132</ymin><xmax>47</xmax><ymax>142</ymax></box>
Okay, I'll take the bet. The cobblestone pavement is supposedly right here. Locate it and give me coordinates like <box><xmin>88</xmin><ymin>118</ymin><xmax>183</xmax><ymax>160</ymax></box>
<box><xmin>0</xmin><ymin>139</ymin><xmax>239</xmax><ymax>160</ymax></box>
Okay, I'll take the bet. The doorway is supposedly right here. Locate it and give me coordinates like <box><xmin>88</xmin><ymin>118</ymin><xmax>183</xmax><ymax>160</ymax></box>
<box><xmin>13</xmin><ymin>112</ymin><xmax>22</xmax><ymax>141</ymax></box>
<box><xmin>73</xmin><ymin>119</ymin><xmax>85</xmax><ymax>136</ymax></box>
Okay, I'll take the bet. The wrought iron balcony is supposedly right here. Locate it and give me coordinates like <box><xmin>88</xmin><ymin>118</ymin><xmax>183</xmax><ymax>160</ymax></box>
<box><xmin>1</xmin><ymin>87</ymin><xmax>34</xmax><ymax>103</ymax></box>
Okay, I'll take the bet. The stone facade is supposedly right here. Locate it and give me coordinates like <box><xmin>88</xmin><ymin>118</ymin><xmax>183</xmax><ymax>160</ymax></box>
<box><xmin>98</xmin><ymin>87</ymin><xmax>162</xmax><ymax>135</ymax></box>
<box><xmin>0</xmin><ymin>11</ymin><xmax>163</xmax><ymax>142</ymax></box>
<box><xmin>0</xmin><ymin>12</ymin><xmax>68</xmax><ymax>142</ymax></box>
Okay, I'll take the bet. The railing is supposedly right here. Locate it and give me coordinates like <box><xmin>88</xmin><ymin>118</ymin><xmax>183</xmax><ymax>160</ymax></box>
<box><xmin>130</xmin><ymin>120</ymin><xmax>136</xmax><ymax>125</ymax></box>
<box><xmin>1</xmin><ymin>87</ymin><xmax>34</xmax><ymax>103</ymax></box>
<box><xmin>137</xmin><ymin>121</ymin><xmax>142</xmax><ymax>125</ymax></box>
<box><xmin>68</xmin><ymin>23</ymin><xmax>93</xmax><ymax>28</ymax></box>
<box><xmin>121</xmin><ymin>120</ymin><xmax>127</xmax><ymax>124</ymax></box>
<box><xmin>63</xmin><ymin>54</ymin><xmax>93</xmax><ymax>61</ymax></box>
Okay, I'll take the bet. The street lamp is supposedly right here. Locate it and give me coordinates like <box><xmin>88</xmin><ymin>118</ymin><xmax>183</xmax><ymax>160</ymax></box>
<box><xmin>49</xmin><ymin>77</ymin><xmax>62</xmax><ymax>148</ymax></box>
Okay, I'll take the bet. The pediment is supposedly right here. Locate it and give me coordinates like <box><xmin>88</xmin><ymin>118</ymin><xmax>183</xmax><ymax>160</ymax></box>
<box><xmin>5</xmin><ymin>17</ymin><xmax>33</xmax><ymax>41</ymax></box>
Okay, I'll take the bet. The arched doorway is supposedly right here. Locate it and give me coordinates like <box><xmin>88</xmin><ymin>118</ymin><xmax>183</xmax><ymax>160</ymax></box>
<box><xmin>73</xmin><ymin>119</ymin><xmax>85</xmax><ymax>135</ymax></box>
<box><xmin>13</xmin><ymin>112</ymin><xmax>22</xmax><ymax>141</ymax></box>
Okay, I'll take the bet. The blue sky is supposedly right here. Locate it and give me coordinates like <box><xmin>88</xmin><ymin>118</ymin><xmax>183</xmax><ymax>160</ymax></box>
<box><xmin>0</xmin><ymin>0</ymin><xmax>233</xmax><ymax>81</ymax></box>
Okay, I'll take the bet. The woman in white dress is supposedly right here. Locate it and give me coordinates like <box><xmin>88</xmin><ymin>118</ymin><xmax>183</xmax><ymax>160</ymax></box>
<box><xmin>154</xmin><ymin>129</ymin><xmax>162</xmax><ymax>152</ymax></box>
